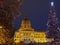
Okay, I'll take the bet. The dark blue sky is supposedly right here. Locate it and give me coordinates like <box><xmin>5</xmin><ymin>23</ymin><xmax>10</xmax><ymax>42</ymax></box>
<box><xmin>13</xmin><ymin>0</ymin><xmax>60</xmax><ymax>31</ymax></box>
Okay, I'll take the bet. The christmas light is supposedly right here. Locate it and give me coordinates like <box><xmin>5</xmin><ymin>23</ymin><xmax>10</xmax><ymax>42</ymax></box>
<box><xmin>51</xmin><ymin>2</ymin><xmax>54</xmax><ymax>6</ymax></box>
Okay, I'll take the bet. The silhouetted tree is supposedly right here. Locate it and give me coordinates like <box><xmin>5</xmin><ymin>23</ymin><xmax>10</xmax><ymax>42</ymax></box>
<box><xmin>0</xmin><ymin>0</ymin><xmax>22</xmax><ymax>44</ymax></box>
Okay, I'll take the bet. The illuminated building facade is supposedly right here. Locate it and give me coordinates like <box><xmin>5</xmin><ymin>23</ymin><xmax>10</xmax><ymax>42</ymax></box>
<box><xmin>34</xmin><ymin>31</ymin><xmax>48</xmax><ymax>43</ymax></box>
<box><xmin>14</xmin><ymin>15</ymin><xmax>49</xmax><ymax>44</ymax></box>
<box><xmin>14</xmin><ymin>14</ymin><xmax>34</xmax><ymax>43</ymax></box>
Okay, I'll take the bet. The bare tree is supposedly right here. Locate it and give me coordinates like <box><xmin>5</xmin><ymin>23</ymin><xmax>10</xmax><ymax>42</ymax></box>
<box><xmin>0</xmin><ymin>0</ymin><xmax>23</xmax><ymax>44</ymax></box>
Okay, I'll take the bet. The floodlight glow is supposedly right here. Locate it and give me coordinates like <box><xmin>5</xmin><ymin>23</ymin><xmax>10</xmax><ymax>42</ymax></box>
<box><xmin>51</xmin><ymin>2</ymin><xmax>54</xmax><ymax>6</ymax></box>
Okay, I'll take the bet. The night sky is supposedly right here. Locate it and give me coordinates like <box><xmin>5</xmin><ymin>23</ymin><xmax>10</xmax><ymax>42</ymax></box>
<box><xmin>13</xmin><ymin>0</ymin><xmax>60</xmax><ymax>31</ymax></box>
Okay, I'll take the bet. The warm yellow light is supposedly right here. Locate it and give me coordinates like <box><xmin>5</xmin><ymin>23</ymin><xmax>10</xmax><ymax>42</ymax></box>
<box><xmin>34</xmin><ymin>38</ymin><xmax>48</xmax><ymax>43</ymax></box>
<box><xmin>14</xmin><ymin>37</ymin><xmax>20</xmax><ymax>43</ymax></box>
<box><xmin>14</xmin><ymin>39</ymin><xmax>20</xmax><ymax>43</ymax></box>
<box><xmin>15</xmin><ymin>40</ymin><xmax>20</xmax><ymax>43</ymax></box>
<box><xmin>0</xmin><ymin>26</ymin><xmax>3</xmax><ymax>28</ymax></box>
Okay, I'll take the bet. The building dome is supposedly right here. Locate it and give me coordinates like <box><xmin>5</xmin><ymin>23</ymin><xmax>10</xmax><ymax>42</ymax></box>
<box><xmin>21</xmin><ymin>14</ymin><xmax>31</xmax><ymax>29</ymax></box>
